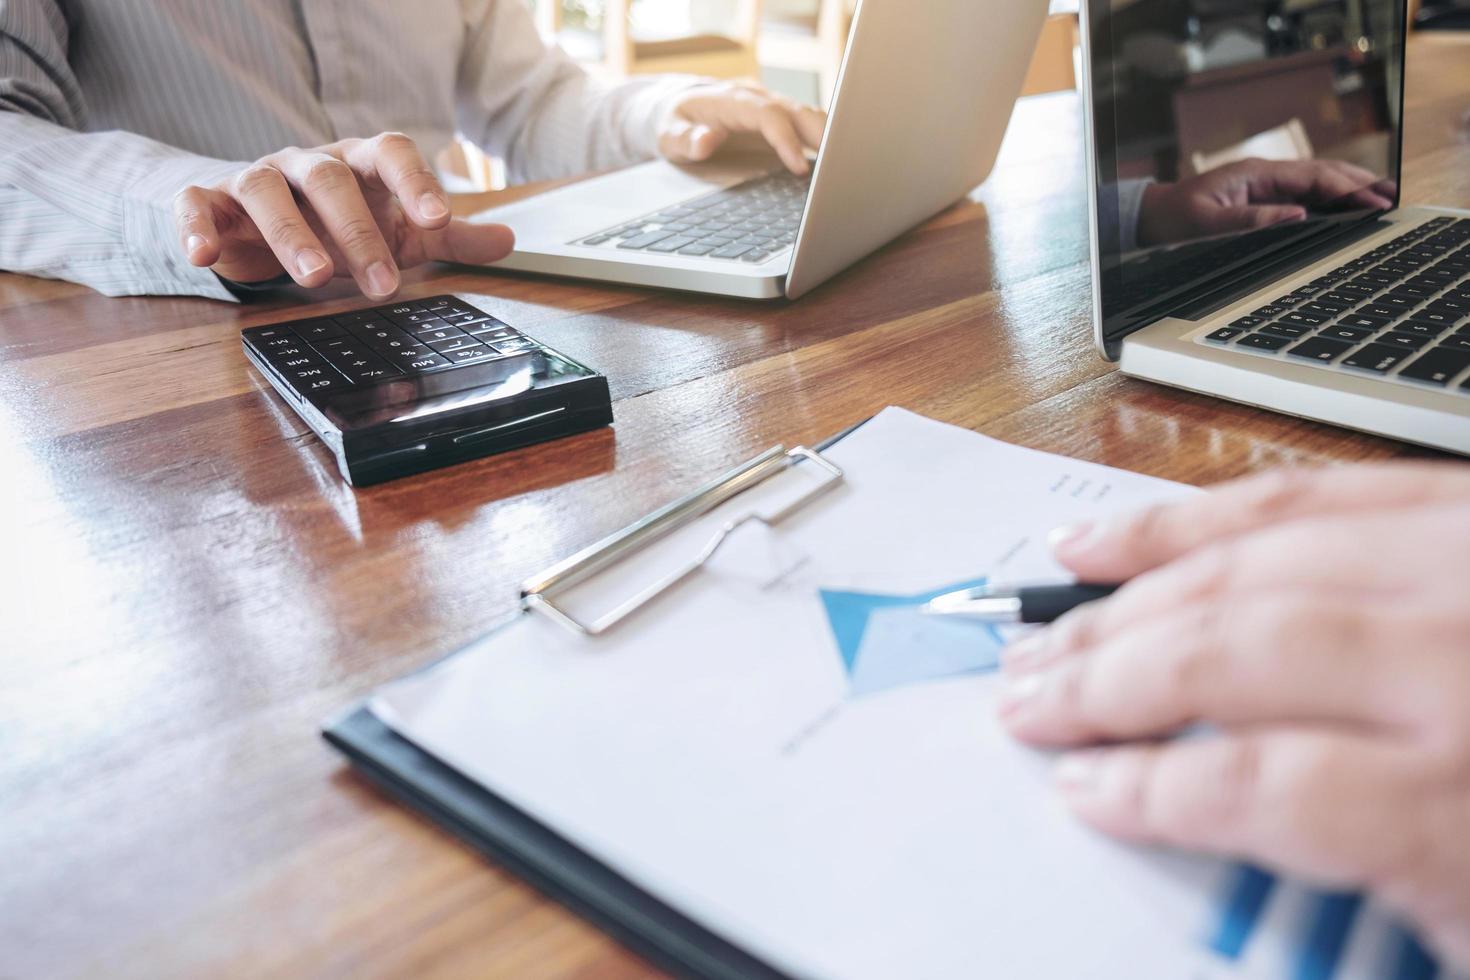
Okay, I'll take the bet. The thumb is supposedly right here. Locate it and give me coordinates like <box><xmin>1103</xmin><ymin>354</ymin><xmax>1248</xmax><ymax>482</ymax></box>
<box><xmin>658</xmin><ymin>118</ymin><xmax>729</xmax><ymax>163</ymax></box>
<box><xmin>423</xmin><ymin>219</ymin><xmax>516</xmax><ymax>266</ymax></box>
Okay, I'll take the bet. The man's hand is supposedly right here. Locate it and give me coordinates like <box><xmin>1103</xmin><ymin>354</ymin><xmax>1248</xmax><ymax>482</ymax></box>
<box><xmin>996</xmin><ymin>464</ymin><xmax>1470</xmax><ymax>968</ymax></box>
<box><xmin>658</xmin><ymin>82</ymin><xmax>827</xmax><ymax>176</ymax></box>
<box><xmin>1137</xmin><ymin>158</ymin><xmax>1398</xmax><ymax>247</ymax></box>
<box><xmin>174</xmin><ymin>133</ymin><xmax>515</xmax><ymax>299</ymax></box>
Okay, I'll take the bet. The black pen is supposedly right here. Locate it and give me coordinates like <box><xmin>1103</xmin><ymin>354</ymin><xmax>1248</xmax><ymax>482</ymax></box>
<box><xmin>921</xmin><ymin>583</ymin><xmax>1120</xmax><ymax>624</ymax></box>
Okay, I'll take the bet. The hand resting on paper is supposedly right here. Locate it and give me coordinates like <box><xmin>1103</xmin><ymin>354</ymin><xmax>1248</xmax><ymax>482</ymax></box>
<box><xmin>994</xmin><ymin>463</ymin><xmax>1470</xmax><ymax>968</ymax></box>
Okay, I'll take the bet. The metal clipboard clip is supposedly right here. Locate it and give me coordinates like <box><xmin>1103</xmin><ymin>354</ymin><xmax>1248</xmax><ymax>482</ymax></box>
<box><xmin>521</xmin><ymin>445</ymin><xmax>845</xmax><ymax>636</ymax></box>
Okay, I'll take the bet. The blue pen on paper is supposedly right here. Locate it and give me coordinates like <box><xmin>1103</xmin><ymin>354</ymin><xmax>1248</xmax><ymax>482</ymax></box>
<box><xmin>819</xmin><ymin>577</ymin><xmax>1007</xmax><ymax>697</ymax></box>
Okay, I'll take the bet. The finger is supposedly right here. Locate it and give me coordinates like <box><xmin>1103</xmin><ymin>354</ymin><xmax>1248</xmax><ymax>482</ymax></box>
<box><xmin>275</xmin><ymin>152</ymin><xmax>399</xmax><ymax>299</ymax></box>
<box><xmin>226</xmin><ymin>164</ymin><xmax>335</xmax><ymax>287</ymax></box>
<box><xmin>1052</xmin><ymin>732</ymin><xmax>1418</xmax><ymax>889</ymax></box>
<box><xmin>339</xmin><ymin>132</ymin><xmax>451</xmax><ymax>229</ymax></box>
<box><xmin>1050</xmin><ymin>463</ymin><xmax>1470</xmax><ymax>581</ymax></box>
<box><xmin>791</xmin><ymin>105</ymin><xmax>827</xmax><ymax>151</ymax></box>
<box><xmin>1203</xmin><ymin>203</ymin><xmax>1307</xmax><ymax>235</ymax></box>
<box><xmin>999</xmin><ymin>596</ymin><xmax>1414</xmax><ymax>744</ymax></box>
<box><xmin>418</xmin><ymin>219</ymin><xmax>516</xmax><ymax>267</ymax></box>
<box><xmin>755</xmin><ymin>103</ymin><xmax>813</xmax><ymax>175</ymax></box>
<box><xmin>1009</xmin><ymin>504</ymin><xmax>1470</xmax><ymax>676</ymax></box>
<box><xmin>173</xmin><ymin>185</ymin><xmax>223</xmax><ymax>268</ymax></box>
<box><xmin>658</xmin><ymin>118</ymin><xmax>729</xmax><ymax>163</ymax></box>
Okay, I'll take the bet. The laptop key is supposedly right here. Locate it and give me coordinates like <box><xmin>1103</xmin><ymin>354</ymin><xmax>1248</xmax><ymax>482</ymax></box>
<box><xmin>1380</xmin><ymin>331</ymin><xmax>1432</xmax><ymax>351</ymax></box>
<box><xmin>1342</xmin><ymin>343</ymin><xmax>1412</xmax><ymax>374</ymax></box>
<box><xmin>1441</xmin><ymin>335</ymin><xmax>1470</xmax><ymax>352</ymax></box>
<box><xmin>1286</xmin><ymin>336</ymin><xmax>1353</xmax><ymax>363</ymax></box>
<box><xmin>1398</xmin><ymin>345</ymin><xmax>1470</xmax><ymax>386</ymax></box>
<box><xmin>618</xmin><ymin>230</ymin><xmax>676</xmax><ymax>250</ymax></box>
<box><xmin>1228</xmin><ymin>315</ymin><xmax>1266</xmax><ymax>329</ymax></box>
<box><xmin>1258</xmin><ymin>321</ymin><xmax>1313</xmax><ymax>339</ymax></box>
<box><xmin>647</xmin><ymin>236</ymin><xmax>699</xmax><ymax>253</ymax></box>
<box><xmin>711</xmin><ymin>243</ymin><xmax>755</xmax><ymax>259</ymax></box>
<box><xmin>1235</xmin><ymin>332</ymin><xmax>1292</xmax><ymax>351</ymax></box>
<box><xmin>1251</xmin><ymin>304</ymin><xmax>1290</xmax><ymax>318</ymax></box>
<box><xmin>741</xmin><ymin>250</ymin><xmax>773</xmax><ymax>263</ymax></box>
<box><xmin>1205</xmin><ymin>327</ymin><xmax>1245</xmax><ymax>343</ymax></box>
<box><xmin>1280</xmin><ymin>310</ymin><xmax>1329</xmax><ymax>327</ymax></box>
<box><xmin>1397</xmin><ymin>320</ymin><xmax>1450</xmax><ymax>338</ymax></box>
<box><xmin>678</xmin><ymin>243</ymin><xmax>718</xmax><ymax>257</ymax></box>
<box><xmin>1318</xmin><ymin>324</ymin><xmax>1378</xmax><ymax>343</ymax></box>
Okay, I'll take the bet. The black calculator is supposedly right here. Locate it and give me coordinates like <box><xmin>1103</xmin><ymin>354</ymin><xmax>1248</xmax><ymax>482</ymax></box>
<box><xmin>241</xmin><ymin>295</ymin><xmax>612</xmax><ymax>486</ymax></box>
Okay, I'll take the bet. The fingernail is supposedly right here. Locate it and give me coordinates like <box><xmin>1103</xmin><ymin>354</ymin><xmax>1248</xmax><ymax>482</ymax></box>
<box><xmin>296</xmin><ymin>249</ymin><xmax>329</xmax><ymax>278</ymax></box>
<box><xmin>1047</xmin><ymin>522</ymin><xmax>1094</xmax><ymax>553</ymax></box>
<box><xmin>1054</xmin><ymin>752</ymin><xmax>1105</xmax><ymax>795</ymax></box>
<box><xmin>185</xmin><ymin>234</ymin><xmax>206</xmax><ymax>255</ymax></box>
<box><xmin>418</xmin><ymin>192</ymin><xmax>449</xmax><ymax>221</ymax></box>
<box><xmin>997</xmin><ymin>672</ymin><xmax>1045</xmax><ymax>722</ymax></box>
<box><xmin>366</xmin><ymin>260</ymin><xmax>398</xmax><ymax>297</ymax></box>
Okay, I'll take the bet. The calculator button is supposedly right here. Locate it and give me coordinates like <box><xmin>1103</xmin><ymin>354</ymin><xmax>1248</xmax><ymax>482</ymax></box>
<box><xmin>427</xmin><ymin>335</ymin><xmax>484</xmax><ymax>353</ymax></box>
<box><xmin>384</xmin><ymin>310</ymin><xmax>446</xmax><ymax>326</ymax></box>
<box><xmin>403</xmin><ymin>319</ymin><xmax>452</xmax><ymax>336</ymax></box>
<box><xmin>251</xmin><ymin>326</ymin><xmax>295</xmax><ymax>342</ymax></box>
<box><xmin>421</xmin><ymin>296</ymin><xmax>453</xmax><ymax>310</ymax></box>
<box><xmin>445</xmin><ymin>346</ymin><xmax>498</xmax><ymax>364</ymax></box>
<box><xmin>293</xmin><ymin>319</ymin><xmax>347</xmax><ymax>343</ymax></box>
<box><xmin>350</xmin><ymin>322</ymin><xmax>409</xmax><ymax>344</ymax></box>
<box><xmin>298</xmin><ymin>374</ymin><xmax>343</xmax><ymax>394</ymax></box>
<box><xmin>442</xmin><ymin>312</ymin><xmax>493</xmax><ymax>327</ymax></box>
<box><xmin>382</xmin><ymin>344</ymin><xmax>438</xmax><ymax>365</ymax></box>
<box><xmin>491</xmin><ymin>337</ymin><xmax>539</xmax><ymax>353</ymax></box>
<box><xmin>332</xmin><ymin>310</ymin><xmax>383</xmax><ymax>326</ymax></box>
<box><xmin>344</xmin><ymin>363</ymin><xmax>401</xmax><ymax>383</ymax></box>
<box><xmin>463</xmin><ymin>322</ymin><xmax>516</xmax><ymax>339</ymax></box>
<box><xmin>274</xmin><ymin>354</ymin><xmax>323</xmax><ymax>371</ymax></box>
<box><xmin>414</xmin><ymin>327</ymin><xmax>463</xmax><ymax>344</ymax></box>
<box><xmin>256</xmin><ymin>333</ymin><xmax>301</xmax><ymax>351</ymax></box>
<box><xmin>405</xmin><ymin>353</ymin><xmax>453</xmax><ymax>372</ymax></box>
<box><xmin>382</xmin><ymin>303</ymin><xmax>421</xmax><ymax>317</ymax></box>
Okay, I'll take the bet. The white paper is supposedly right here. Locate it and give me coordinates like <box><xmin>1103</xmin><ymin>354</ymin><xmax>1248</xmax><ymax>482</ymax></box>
<box><xmin>369</xmin><ymin>408</ymin><xmax>1431</xmax><ymax>980</ymax></box>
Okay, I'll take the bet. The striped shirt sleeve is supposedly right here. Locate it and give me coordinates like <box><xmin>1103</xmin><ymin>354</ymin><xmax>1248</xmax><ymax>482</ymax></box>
<box><xmin>0</xmin><ymin>0</ymin><xmax>245</xmax><ymax>300</ymax></box>
<box><xmin>457</xmin><ymin>0</ymin><xmax>704</xmax><ymax>183</ymax></box>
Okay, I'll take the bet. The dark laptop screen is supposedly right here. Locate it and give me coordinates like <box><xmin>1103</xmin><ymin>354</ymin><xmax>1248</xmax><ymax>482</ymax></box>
<box><xmin>1086</xmin><ymin>0</ymin><xmax>1405</xmax><ymax>344</ymax></box>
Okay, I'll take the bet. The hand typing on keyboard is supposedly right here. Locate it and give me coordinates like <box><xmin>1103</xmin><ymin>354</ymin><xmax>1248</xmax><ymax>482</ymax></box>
<box><xmin>1137</xmin><ymin>158</ymin><xmax>1398</xmax><ymax>247</ymax></box>
<box><xmin>996</xmin><ymin>463</ymin><xmax>1470</xmax><ymax>971</ymax></box>
<box><xmin>657</xmin><ymin>81</ymin><xmax>827</xmax><ymax>177</ymax></box>
<box><xmin>174</xmin><ymin>133</ymin><xmax>516</xmax><ymax>301</ymax></box>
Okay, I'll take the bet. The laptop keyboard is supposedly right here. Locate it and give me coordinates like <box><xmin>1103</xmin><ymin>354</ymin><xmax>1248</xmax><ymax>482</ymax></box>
<box><xmin>1200</xmin><ymin>217</ymin><xmax>1470</xmax><ymax>393</ymax></box>
<box><xmin>571</xmin><ymin>170</ymin><xmax>811</xmax><ymax>264</ymax></box>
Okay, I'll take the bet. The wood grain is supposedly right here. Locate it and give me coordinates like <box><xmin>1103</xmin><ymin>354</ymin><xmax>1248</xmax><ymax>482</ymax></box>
<box><xmin>1</xmin><ymin>36</ymin><xmax>1466</xmax><ymax>980</ymax></box>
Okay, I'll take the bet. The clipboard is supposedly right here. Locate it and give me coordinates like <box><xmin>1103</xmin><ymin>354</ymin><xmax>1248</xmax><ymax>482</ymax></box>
<box><xmin>323</xmin><ymin>424</ymin><xmax>867</xmax><ymax>979</ymax></box>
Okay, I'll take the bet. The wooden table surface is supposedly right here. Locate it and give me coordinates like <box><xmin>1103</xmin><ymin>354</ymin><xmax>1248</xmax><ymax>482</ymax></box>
<box><xmin>2</xmin><ymin>34</ymin><xmax>1467</xmax><ymax>980</ymax></box>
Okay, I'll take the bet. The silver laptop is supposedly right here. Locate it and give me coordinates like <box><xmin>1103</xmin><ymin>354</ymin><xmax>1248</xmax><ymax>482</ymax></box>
<box><xmin>470</xmin><ymin>0</ymin><xmax>1048</xmax><ymax>300</ymax></box>
<box><xmin>1080</xmin><ymin>0</ymin><xmax>1470</xmax><ymax>455</ymax></box>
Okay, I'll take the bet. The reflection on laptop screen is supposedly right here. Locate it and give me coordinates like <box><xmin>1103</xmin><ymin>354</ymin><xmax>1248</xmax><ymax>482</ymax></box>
<box><xmin>1087</xmin><ymin>0</ymin><xmax>1405</xmax><ymax>343</ymax></box>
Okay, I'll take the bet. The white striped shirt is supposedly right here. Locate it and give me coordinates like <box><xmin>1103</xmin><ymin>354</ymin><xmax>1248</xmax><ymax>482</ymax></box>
<box><xmin>0</xmin><ymin>0</ymin><xmax>699</xmax><ymax>300</ymax></box>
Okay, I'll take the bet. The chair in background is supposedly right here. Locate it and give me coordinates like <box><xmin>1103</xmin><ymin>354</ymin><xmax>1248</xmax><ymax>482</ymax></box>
<box><xmin>757</xmin><ymin>0</ymin><xmax>854</xmax><ymax>108</ymax></box>
<box><xmin>538</xmin><ymin>0</ymin><xmax>764</xmax><ymax>79</ymax></box>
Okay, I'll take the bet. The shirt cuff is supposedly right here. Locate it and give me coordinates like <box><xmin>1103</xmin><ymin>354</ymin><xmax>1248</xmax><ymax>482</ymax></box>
<box><xmin>120</xmin><ymin>157</ymin><xmax>248</xmax><ymax>302</ymax></box>
<box><xmin>621</xmin><ymin>73</ymin><xmax>710</xmax><ymax>162</ymax></box>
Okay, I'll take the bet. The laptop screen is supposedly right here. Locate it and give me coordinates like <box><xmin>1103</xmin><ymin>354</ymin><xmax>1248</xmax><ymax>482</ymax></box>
<box><xmin>1086</xmin><ymin>0</ymin><xmax>1405</xmax><ymax>345</ymax></box>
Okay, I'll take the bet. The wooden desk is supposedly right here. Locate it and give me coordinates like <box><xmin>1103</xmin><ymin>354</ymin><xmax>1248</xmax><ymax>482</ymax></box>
<box><xmin>2</xmin><ymin>35</ymin><xmax>1466</xmax><ymax>980</ymax></box>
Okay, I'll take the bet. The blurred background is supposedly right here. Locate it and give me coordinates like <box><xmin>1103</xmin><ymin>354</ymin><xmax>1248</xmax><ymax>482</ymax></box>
<box><xmin>444</xmin><ymin>0</ymin><xmax>1084</xmax><ymax>189</ymax></box>
<box><xmin>446</xmin><ymin>0</ymin><xmax>1459</xmax><ymax>191</ymax></box>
